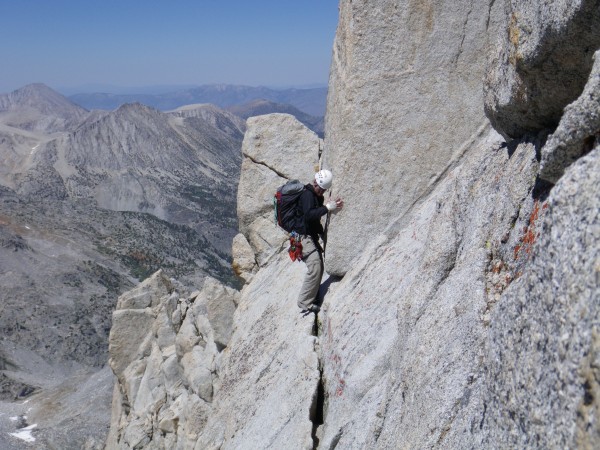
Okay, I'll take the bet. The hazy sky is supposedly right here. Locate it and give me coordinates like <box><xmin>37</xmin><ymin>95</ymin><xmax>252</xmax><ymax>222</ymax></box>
<box><xmin>0</xmin><ymin>0</ymin><xmax>339</xmax><ymax>94</ymax></box>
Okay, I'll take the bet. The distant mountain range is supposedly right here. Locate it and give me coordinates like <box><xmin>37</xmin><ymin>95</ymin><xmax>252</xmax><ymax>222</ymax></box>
<box><xmin>0</xmin><ymin>84</ymin><xmax>245</xmax><ymax>437</ymax></box>
<box><xmin>0</xmin><ymin>84</ymin><xmax>244</xmax><ymax>254</ymax></box>
<box><xmin>68</xmin><ymin>84</ymin><xmax>328</xmax><ymax>117</ymax></box>
<box><xmin>226</xmin><ymin>98</ymin><xmax>324</xmax><ymax>137</ymax></box>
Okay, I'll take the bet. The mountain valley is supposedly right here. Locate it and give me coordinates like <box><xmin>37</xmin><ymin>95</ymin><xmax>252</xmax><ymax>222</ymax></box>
<box><xmin>0</xmin><ymin>83</ymin><xmax>250</xmax><ymax>448</ymax></box>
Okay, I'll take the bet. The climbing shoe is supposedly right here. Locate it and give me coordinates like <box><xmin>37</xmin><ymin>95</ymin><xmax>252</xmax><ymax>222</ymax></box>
<box><xmin>300</xmin><ymin>304</ymin><xmax>320</xmax><ymax>316</ymax></box>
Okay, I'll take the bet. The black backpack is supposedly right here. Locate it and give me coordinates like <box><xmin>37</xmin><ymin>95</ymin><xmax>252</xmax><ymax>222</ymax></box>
<box><xmin>273</xmin><ymin>180</ymin><xmax>305</xmax><ymax>232</ymax></box>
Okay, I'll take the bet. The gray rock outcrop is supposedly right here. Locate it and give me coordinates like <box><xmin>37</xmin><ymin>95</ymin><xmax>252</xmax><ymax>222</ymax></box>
<box><xmin>231</xmin><ymin>233</ymin><xmax>258</xmax><ymax>284</ymax></box>
<box><xmin>106</xmin><ymin>261</ymin><xmax>320</xmax><ymax>449</ymax></box>
<box><xmin>483</xmin><ymin>0</ymin><xmax>600</xmax><ymax>139</ymax></box>
<box><xmin>106</xmin><ymin>271</ymin><xmax>240</xmax><ymax>449</ymax></box>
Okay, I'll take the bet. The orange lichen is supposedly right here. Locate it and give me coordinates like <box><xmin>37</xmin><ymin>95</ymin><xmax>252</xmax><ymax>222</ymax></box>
<box><xmin>514</xmin><ymin>200</ymin><xmax>548</xmax><ymax>261</ymax></box>
<box><xmin>491</xmin><ymin>260</ymin><xmax>505</xmax><ymax>274</ymax></box>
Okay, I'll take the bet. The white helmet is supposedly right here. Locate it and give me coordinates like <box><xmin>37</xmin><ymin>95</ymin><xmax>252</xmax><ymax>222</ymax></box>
<box><xmin>315</xmin><ymin>169</ymin><xmax>333</xmax><ymax>189</ymax></box>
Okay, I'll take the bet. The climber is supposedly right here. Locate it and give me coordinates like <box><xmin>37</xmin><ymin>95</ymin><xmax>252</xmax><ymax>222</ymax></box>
<box><xmin>293</xmin><ymin>169</ymin><xmax>344</xmax><ymax>315</ymax></box>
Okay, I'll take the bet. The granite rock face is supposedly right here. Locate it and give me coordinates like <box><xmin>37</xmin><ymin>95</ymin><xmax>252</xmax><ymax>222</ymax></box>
<box><xmin>318</xmin><ymin>130</ymin><xmax>543</xmax><ymax>449</ymax></box>
<box><xmin>540</xmin><ymin>50</ymin><xmax>600</xmax><ymax>183</ymax></box>
<box><xmin>483</xmin><ymin>145</ymin><xmax>600</xmax><ymax>449</ymax></box>
<box><xmin>195</xmin><ymin>251</ymin><xmax>321</xmax><ymax>450</ymax></box>
<box><xmin>322</xmin><ymin>0</ymin><xmax>503</xmax><ymax>276</ymax></box>
<box><xmin>484</xmin><ymin>0</ymin><xmax>600</xmax><ymax>139</ymax></box>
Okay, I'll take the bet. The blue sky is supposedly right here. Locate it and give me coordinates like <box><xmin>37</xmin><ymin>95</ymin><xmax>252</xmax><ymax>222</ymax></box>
<box><xmin>0</xmin><ymin>0</ymin><xmax>339</xmax><ymax>94</ymax></box>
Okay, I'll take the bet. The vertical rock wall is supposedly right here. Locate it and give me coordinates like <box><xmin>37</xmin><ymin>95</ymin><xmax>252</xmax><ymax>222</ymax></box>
<box><xmin>483</xmin><ymin>145</ymin><xmax>600</xmax><ymax>449</ymax></box>
<box><xmin>318</xmin><ymin>129</ymin><xmax>544</xmax><ymax>449</ymax></box>
<box><xmin>323</xmin><ymin>0</ymin><xmax>503</xmax><ymax>276</ymax></box>
<box><xmin>314</xmin><ymin>0</ymin><xmax>599</xmax><ymax>448</ymax></box>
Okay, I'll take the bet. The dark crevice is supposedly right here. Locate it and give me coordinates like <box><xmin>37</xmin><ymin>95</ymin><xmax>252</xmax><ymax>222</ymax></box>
<box><xmin>215</xmin><ymin>342</ymin><xmax>226</xmax><ymax>352</ymax></box>
<box><xmin>502</xmin><ymin>139</ymin><xmax>519</xmax><ymax>157</ymax></box>
<box><xmin>312</xmin><ymin>315</ymin><xmax>319</xmax><ymax>337</ymax></box>
<box><xmin>310</xmin><ymin>312</ymin><xmax>325</xmax><ymax>449</ymax></box>
<box><xmin>582</xmin><ymin>133</ymin><xmax>599</xmax><ymax>156</ymax></box>
<box><xmin>453</xmin><ymin>1</ymin><xmax>473</xmax><ymax>66</ymax></box>
<box><xmin>480</xmin><ymin>401</ymin><xmax>487</xmax><ymax>430</ymax></box>
<box><xmin>531</xmin><ymin>177</ymin><xmax>553</xmax><ymax>201</ymax></box>
<box><xmin>533</xmin><ymin>130</ymin><xmax>550</xmax><ymax>161</ymax></box>
<box><xmin>244</xmin><ymin>153</ymin><xmax>288</xmax><ymax>179</ymax></box>
<box><xmin>309</xmin><ymin>276</ymin><xmax>343</xmax><ymax>448</ymax></box>
<box><xmin>583</xmin><ymin>380</ymin><xmax>594</xmax><ymax>406</ymax></box>
<box><xmin>485</xmin><ymin>0</ymin><xmax>496</xmax><ymax>31</ymax></box>
<box><xmin>310</xmin><ymin>365</ymin><xmax>326</xmax><ymax>449</ymax></box>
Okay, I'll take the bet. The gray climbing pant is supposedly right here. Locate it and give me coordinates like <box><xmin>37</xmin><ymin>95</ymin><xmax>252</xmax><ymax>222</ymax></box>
<box><xmin>297</xmin><ymin>237</ymin><xmax>324</xmax><ymax>310</ymax></box>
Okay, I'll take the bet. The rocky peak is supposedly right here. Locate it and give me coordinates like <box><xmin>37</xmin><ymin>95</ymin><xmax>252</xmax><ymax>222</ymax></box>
<box><xmin>113</xmin><ymin>101</ymin><xmax>158</xmax><ymax>115</ymax></box>
<box><xmin>0</xmin><ymin>83</ymin><xmax>88</xmax><ymax>132</ymax></box>
<box><xmin>0</xmin><ymin>83</ymin><xmax>81</xmax><ymax>111</ymax></box>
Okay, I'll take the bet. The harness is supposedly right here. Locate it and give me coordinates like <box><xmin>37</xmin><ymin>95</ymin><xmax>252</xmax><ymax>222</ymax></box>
<box><xmin>288</xmin><ymin>232</ymin><xmax>303</xmax><ymax>261</ymax></box>
<box><xmin>288</xmin><ymin>232</ymin><xmax>323</xmax><ymax>262</ymax></box>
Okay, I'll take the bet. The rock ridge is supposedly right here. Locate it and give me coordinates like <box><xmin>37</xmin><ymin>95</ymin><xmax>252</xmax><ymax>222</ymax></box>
<box><xmin>106</xmin><ymin>271</ymin><xmax>240</xmax><ymax>449</ymax></box>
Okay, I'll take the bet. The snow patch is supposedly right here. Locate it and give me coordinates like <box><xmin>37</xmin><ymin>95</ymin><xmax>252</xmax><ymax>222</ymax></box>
<box><xmin>9</xmin><ymin>424</ymin><xmax>37</xmax><ymax>443</ymax></box>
